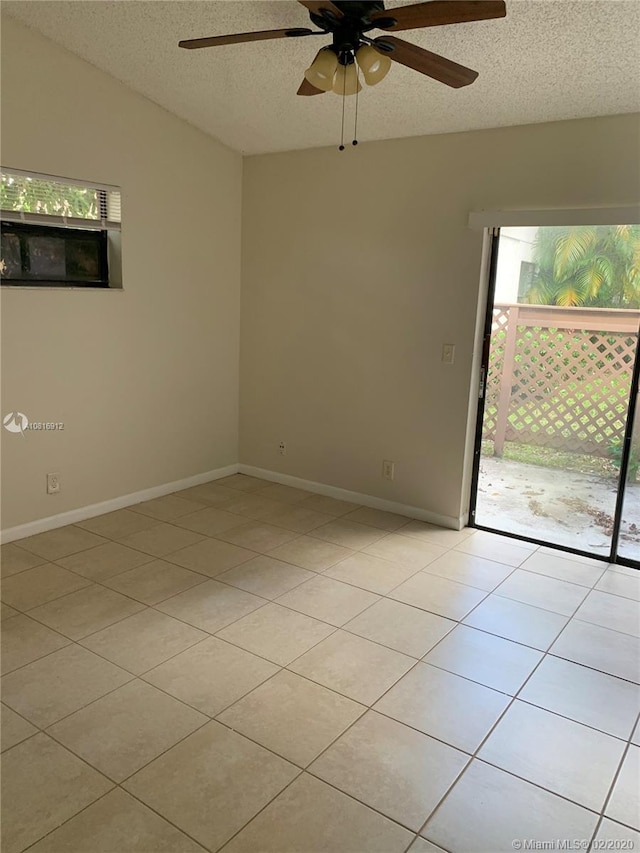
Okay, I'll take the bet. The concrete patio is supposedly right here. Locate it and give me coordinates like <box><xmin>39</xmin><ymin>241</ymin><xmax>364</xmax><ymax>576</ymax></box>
<box><xmin>475</xmin><ymin>456</ymin><xmax>640</xmax><ymax>563</ymax></box>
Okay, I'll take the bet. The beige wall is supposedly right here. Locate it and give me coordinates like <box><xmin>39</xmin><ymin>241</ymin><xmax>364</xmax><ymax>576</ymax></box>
<box><xmin>1</xmin><ymin>17</ymin><xmax>242</xmax><ymax>529</ymax></box>
<box><xmin>3</xmin><ymin>15</ymin><xmax>638</xmax><ymax>532</ymax></box>
<box><xmin>241</xmin><ymin>114</ymin><xmax>640</xmax><ymax>525</ymax></box>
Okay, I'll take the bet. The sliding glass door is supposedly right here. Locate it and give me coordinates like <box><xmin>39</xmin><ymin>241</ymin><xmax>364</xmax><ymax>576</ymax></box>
<box><xmin>470</xmin><ymin>224</ymin><xmax>640</xmax><ymax>567</ymax></box>
<box><xmin>615</xmin><ymin>359</ymin><xmax>640</xmax><ymax>565</ymax></box>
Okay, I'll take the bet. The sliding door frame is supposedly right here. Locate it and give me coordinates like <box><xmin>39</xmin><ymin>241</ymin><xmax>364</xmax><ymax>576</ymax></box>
<box><xmin>611</xmin><ymin>337</ymin><xmax>640</xmax><ymax>568</ymax></box>
<box><xmin>468</xmin><ymin>226</ymin><xmax>640</xmax><ymax>569</ymax></box>
<box><xmin>468</xmin><ymin>227</ymin><xmax>500</xmax><ymax>535</ymax></box>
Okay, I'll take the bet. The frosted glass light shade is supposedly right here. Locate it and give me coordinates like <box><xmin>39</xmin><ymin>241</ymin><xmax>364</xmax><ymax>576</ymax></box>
<box><xmin>356</xmin><ymin>45</ymin><xmax>391</xmax><ymax>85</ymax></box>
<box><xmin>332</xmin><ymin>62</ymin><xmax>362</xmax><ymax>95</ymax></box>
<box><xmin>304</xmin><ymin>49</ymin><xmax>339</xmax><ymax>92</ymax></box>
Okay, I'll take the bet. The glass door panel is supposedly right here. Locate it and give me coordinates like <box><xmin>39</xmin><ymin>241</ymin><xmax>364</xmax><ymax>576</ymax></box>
<box><xmin>616</xmin><ymin>383</ymin><xmax>640</xmax><ymax>565</ymax></box>
<box><xmin>471</xmin><ymin>225</ymin><xmax>640</xmax><ymax>561</ymax></box>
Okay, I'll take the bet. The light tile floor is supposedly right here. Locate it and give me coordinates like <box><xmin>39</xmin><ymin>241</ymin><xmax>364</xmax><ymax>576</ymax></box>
<box><xmin>1</xmin><ymin>474</ymin><xmax>639</xmax><ymax>853</ymax></box>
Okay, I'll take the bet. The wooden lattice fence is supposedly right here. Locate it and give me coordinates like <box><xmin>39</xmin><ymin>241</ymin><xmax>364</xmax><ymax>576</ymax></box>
<box><xmin>484</xmin><ymin>304</ymin><xmax>640</xmax><ymax>458</ymax></box>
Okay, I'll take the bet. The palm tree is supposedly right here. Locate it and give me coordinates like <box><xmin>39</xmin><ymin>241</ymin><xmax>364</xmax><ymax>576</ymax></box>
<box><xmin>524</xmin><ymin>224</ymin><xmax>640</xmax><ymax>308</ymax></box>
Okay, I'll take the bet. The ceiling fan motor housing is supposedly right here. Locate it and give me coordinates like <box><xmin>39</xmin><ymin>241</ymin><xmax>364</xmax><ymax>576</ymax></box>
<box><xmin>308</xmin><ymin>1</ymin><xmax>386</xmax><ymax>27</ymax></box>
<box><xmin>308</xmin><ymin>1</ymin><xmax>394</xmax><ymax>62</ymax></box>
<box><xmin>333</xmin><ymin>1</ymin><xmax>386</xmax><ymax>19</ymax></box>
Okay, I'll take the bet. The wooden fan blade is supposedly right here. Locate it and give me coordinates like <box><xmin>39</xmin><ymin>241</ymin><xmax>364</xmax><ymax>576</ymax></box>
<box><xmin>297</xmin><ymin>78</ymin><xmax>326</xmax><ymax>96</ymax></box>
<box><xmin>373</xmin><ymin>35</ymin><xmax>478</xmax><ymax>87</ymax></box>
<box><xmin>179</xmin><ymin>28</ymin><xmax>313</xmax><ymax>49</ymax></box>
<box><xmin>371</xmin><ymin>1</ymin><xmax>506</xmax><ymax>30</ymax></box>
<box><xmin>298</xmin><ymin>1</ymin><xmax>344</xmax><ymax>20</ymax></box>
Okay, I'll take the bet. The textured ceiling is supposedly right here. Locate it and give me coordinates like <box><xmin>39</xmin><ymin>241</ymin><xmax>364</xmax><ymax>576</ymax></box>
<box><xmin>4</xmin><ymin>0</ymin><xmax>640</xmax><ymax>154</ymax></box>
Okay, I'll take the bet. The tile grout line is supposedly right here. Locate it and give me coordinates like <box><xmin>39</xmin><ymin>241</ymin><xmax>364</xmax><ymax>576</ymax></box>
<box><xmin>20</xmin><ymin>768</ymin><xmax>212</xmax><ymax>853</ymax></box>
<box><xmin>1</xmin><ymin>627</ymin><xmax>76</xmax><ymax>677</ymax></box>
<box><xmin>5</xmin><ymin>570</ymin><xmax>331</xmax><ymax>689</ymax></box>
<box><xmin>6</xmin><ymin>638</ymin><xmax>306</xmax><ymax>773</ymax></box>
<box><xmin>5</xmin><ymin>672</ymin><xmax>313</xmax><ymax>853</ymax></box>
<box><xmin>4</xmin><ymin>510</ymin><xmax>637</xmax><ymax>712</ymax></box>
<box><xmin>53</xmin><ymin>708</ymin><xmax>213</xmax><ymax>786</ymax></box>
<box><xmin>369</xmin><ymin>658</ymin><xmax>636</xmax><ymax>755</ymax></box>
<box><xmin>6</xmin><ymin>487</ymin><xmax>638</xmax><ymax>572</ymax></box>
<box><xmin>9</xmin><ymin>677</ymin><xmax>624</xmax><ymax>853</ymax></box>
<box><xmin>211</xmin><ymin>766</ymin><xmax>421</xmax><ymax>853</ymax></box>
<box><xmin>4</xmin><ymin>545</ymin><xmax>638</xmax><ymax>696</ymax></box>
<box><xmin>5</xmin><ymin>497</ymin><xmax>625</xmax><ymax>628</ymax></box>
<box><xmin>3</xmin><ymin>482</ymin><xmax>638</xmax><ymax>852</ymax></box>
<box><xmin>18</xmin><ymin>786</ymin><xmax>121</xmax><ymax>853</ymax></box>
<box><xmin>571</xmin><ymin>612</ymin><xmax>640</xmax><ymax>641</ymax></box>
<box><xmin>415</xmin><ymin>635</ymin><xmax>583</xmax><ymax>844</ymax></box>
<box><xmin>276</xmin><ymin>556</ymin><xmax>522</xmax><ymax>834</ymax></box>
<box><xmin>1</xmin><ymin>644</ymin><xmax>636</xmax><ymax>828</ymax></box>
<box><xmin>3</xmin><ymin>528</ymin><xmax>112</xmax><ymax>563</ymax></box>
<box><xmin>594</xmin><ymin>709</ymin><xmax>640</xmax><ymax>833</ymax></box>
<box><xmin>5</xmin><ymin>578</ymin><xmax>375</xmax><ymax>745</ymax></box>
<box><xmin>3</xmin><ymin>629</ymin><xmax>210</xmax><ymax>727</ymax></box>
<box><xmin>1</xmin><ymin>575</ymin><xmax>96</xmax><ymax>616</ymax></box>
<box><xmin>417</xmin><ymin>613</ymin><xmax>640</xmax><ymax>845</ymax></box>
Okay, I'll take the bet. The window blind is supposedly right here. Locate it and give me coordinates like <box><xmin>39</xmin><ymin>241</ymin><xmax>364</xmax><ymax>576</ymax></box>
<box><xmin>1</xmin><ymin>168</ymin><xmax>121</xmax><ymax>231</ymax></box>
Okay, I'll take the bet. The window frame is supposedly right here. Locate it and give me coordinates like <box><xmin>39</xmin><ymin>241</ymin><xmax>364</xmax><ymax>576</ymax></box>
<box><xmin>1</xmin><ymin>220</ymin><xmax>110</xmax><ymax>288</ymax></box>
<box><xmin>1</xmin><ymin>168</ymin><xmax>121</xmax><ymax>290</ymax></box>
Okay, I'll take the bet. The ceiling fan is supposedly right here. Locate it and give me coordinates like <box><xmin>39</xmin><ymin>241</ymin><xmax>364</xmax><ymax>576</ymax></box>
<box><xmin>179</xmin><ymin>1</ymin><xmax>506</xmax><ymax>97</ymax></box>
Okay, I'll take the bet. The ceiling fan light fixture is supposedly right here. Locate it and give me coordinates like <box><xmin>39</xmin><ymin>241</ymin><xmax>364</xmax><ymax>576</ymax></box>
<box><xmin>356</xmin><ymin>44</ymin><xmax>391</xmax><ymax>86</ymax></box>
<box><xmin>304</xmin><ymin>47</ymin><xmax>338</xmax><ymax>91</ymax></box>
<box><xmin>332</xmin><ymin>61</ymin><xmax>362</xmax><ymax>95</ymax></box>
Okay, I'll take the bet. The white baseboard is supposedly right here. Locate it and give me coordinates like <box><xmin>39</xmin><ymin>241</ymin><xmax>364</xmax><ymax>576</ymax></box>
<box><xmin>1</xmin><ymin>464</ymin><xmax>239</xmax><ymax>544</ymax></box>
<box><xmin>2</xmin><ymin>462</ymin><xmax>464</xmax><ymax>544</ymax></box>
<box><xmin>238</xmin><ymin>464</ymin><xmax>464</xmax><ymax>530</ymax></box>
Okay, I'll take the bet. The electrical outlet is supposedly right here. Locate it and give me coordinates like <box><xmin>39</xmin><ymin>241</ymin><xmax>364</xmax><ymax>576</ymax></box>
<box><xmin>47</xmin><ymin>472</ymin><xmax>60</xmax><ymax>494</ymax></box>
<box><xmin>279</xmin><ymin>441</ymin><xmax>287</xmax><ymax>456</ymax></box>
<box><xmin>382</xmin><ymin>460</ymin><xmax>395</xmax><ymax>481</ymax></box>
<box><xmin>442</xmin><ymin>344</ymin><xmax>455</xmax><ymax>364</ymax></box>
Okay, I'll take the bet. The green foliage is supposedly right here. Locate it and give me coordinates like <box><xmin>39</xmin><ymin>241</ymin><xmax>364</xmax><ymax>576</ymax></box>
<box><xmin>0</xmin><ymin>174</ymin><xmax>99</xmax><ymax>219</ymax></box>
<box><xmin>523</xmin><ymin>225</ymin><xmax>640</xmax><ymax>308</ymax></box>
<box><xmin>481</xmin><ymin>439</ymin><xmax>617</xmax><ymax>477</ymax></box>
<box><xmin>609</xmin><ymin>436</ymin><xmax>640</xmax><ymax>482</ymax></box>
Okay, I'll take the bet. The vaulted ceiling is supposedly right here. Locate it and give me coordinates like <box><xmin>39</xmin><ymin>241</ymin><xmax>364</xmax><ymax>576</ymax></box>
<box><xmin>4</xmin><ymin>0</ymin><xmax>640</xmax><ymax>154</ymax></box>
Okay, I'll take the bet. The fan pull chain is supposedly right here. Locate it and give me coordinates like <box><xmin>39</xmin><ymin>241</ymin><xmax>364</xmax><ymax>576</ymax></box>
<box><xmin>352</xmin><ymin>67</ymin><xmax>360</xmax><ymax>146</ymax></box>
<box><xmin>339</xmin><ymin>61</ymin><xmax>347</xmax><ymax>151</ymax></box>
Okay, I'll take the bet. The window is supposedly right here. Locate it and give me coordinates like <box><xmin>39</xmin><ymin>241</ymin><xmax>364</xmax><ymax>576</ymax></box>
<box><xmin>0</xmin><ymin>168</ymin><xmax>121</xmax><ymax>288</ymax></box>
